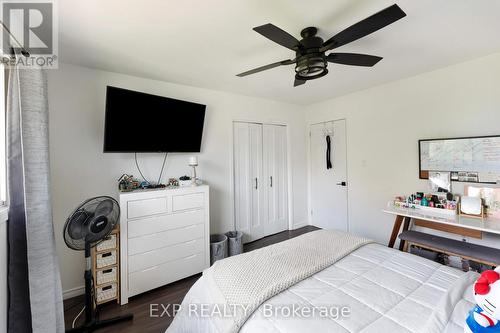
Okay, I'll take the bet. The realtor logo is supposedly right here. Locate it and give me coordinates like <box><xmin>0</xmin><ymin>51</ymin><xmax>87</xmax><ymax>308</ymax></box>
<box><xmin>1</xmin><ymin>0</ymin><xmax>58</xmax><ymax>68</ymax></box>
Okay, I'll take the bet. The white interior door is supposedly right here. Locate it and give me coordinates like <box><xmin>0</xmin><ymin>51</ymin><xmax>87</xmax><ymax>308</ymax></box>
<box><xmin>309</xmin><ymin>120</ymin><xmax>348</xmax><ymax>231</ymax></box>
<box><xmin>233</xmin><ymin>122</ymin><xmax>265</xmax><ymax>242</ymax></box>
<box><xmin>263</xmin><ymin>124</ymin><xmax>288</xmax><ymax>236</ymax></box>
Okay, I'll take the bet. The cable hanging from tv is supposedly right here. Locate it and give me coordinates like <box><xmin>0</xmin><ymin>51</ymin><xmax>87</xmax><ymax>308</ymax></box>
<box><xmin>134</xmin><ymin>152</ymin><xmax>168</xmax><ymax>188</ymax></box>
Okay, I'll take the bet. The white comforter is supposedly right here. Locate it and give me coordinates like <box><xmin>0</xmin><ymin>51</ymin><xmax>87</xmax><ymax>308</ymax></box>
<box><xmin>169</xmin><ymin>243</ymin><xmax>478</xmax><ymax>332</ymax></box>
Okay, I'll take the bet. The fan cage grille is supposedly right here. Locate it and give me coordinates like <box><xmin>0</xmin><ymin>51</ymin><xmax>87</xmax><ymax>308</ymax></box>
<box><xmin>63</xmin><ymin>196</ymin><xmax>120</xmax><ymax>251</ymax></box>
<box><xmin>295</xmin><ymin>54</ymin><xmax>328</xmax><ymax>79</ymax></box>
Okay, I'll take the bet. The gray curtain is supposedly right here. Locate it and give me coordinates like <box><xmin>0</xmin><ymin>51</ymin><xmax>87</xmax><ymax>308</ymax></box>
<box><xmin>7</xmin><ymin>62</ymin><xmax>64</xmax><ymax>332</ymax></box>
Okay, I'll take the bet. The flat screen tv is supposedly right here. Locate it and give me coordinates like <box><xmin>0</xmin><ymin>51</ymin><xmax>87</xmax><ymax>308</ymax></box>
<box><xmin>103</xmin><ymin>86</ymin><xmax>206</xmax><ymax>152</ymax></box>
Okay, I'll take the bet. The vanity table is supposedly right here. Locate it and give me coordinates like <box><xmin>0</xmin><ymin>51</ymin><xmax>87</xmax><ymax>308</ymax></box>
<box><xmin>383</xmin><ymin>204</ymin><xmax>500</xmax><ymax>266</ymax></box>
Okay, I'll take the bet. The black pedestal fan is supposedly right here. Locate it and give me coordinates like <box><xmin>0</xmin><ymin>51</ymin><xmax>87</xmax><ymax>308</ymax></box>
<box><xmin>63</xmin><ymin>196</ymin><xmax>133</xmax><ymax>333</ymax></box>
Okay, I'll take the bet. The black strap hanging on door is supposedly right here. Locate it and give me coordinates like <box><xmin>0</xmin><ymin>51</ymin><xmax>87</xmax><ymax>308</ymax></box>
<box><xmin>326</xmin><ymin>135</ymin><xmax>333</xmax><ymax>169</ymax></box>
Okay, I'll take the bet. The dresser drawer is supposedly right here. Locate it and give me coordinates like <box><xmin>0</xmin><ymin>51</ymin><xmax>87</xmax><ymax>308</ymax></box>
<box><xmin>128</xmin><ymin>223</ymin><xmax>204</xmax><ymax>255</ymax></box>
<box><xmin>128</xmin><ymin>209</ymin><xmax>204</xmax><ymax>238</ymax></box>
<box><xmin>128</xmin><ymin>197</ymin><xmax>167</xmax><ymax>219</ymax></box>
<box><xmin>172</xmin><ymin>193</ymin><xmax>204</xmax><ymax>212</ymax></box>
<box><xmin>129</xmin><ymin>252</ymin><xmax>206</xmax><ymax>297</ymax></box>
<box><xmin>128</xmin><ymin>238</ymin><xmax>205</xmax><ymax>273</ymax></box>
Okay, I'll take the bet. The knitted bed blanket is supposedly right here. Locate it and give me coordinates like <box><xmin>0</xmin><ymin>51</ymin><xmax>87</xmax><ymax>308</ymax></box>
<box><xmin>169</xmin><ymin>229</ymin><xmax>371</xmax><ymax>333</ymax></box>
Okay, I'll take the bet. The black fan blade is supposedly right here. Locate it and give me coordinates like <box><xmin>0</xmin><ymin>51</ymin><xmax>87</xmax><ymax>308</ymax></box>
<box><xmin>67</xmin><ymin>210</ymin><xmax>88</xmax><ymax>240</ymax></box>
<box><xmin>327</xmin><ymin>53</ymin><xmax>382</xmax><ymax>67</ymax></box>
<box><xmin>294</xmin><ymin>77</ymin><xmax>306</xmax><ymax>87</ymax></box>
<box><xmin>95</xmin><ymin>199</ymin><xmax>114</xmax><ymax>216</ymax></box>
<box><xmin>237</xmin><ymin>59</ymin><xmax>294</xmax><ymax>77</ymax></box>
<box><xmin>253</xmin><ymin>24</ymin><xmax>300</xmax><ymax>51</ymax></box>
<box><xmin>322</xmin><ymin>4</ymin><xmax>406</xmax><ymax>51</ymax></box>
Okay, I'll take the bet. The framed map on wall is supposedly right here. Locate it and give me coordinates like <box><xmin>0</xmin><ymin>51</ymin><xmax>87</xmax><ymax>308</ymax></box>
<box><xmin>419</xmin><ymin>135</ymin><xmax>500</xmax><ymax>184</ymax></box>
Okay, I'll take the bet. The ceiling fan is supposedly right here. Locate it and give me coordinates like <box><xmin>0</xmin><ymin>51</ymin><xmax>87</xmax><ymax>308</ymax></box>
<box><xmin>237</xmin><ymin>4</ymin><xmax>406</xmax><ymax>87</ymax></box>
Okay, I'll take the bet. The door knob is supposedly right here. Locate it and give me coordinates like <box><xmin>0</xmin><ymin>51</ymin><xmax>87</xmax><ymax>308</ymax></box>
<box><xmin>336</xmin><ymin>181</ymin><xmax>347</xmax><ymax>187</ymax></box>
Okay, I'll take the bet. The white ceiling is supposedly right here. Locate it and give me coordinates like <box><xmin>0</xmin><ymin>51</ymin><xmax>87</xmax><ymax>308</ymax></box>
<box><xmin>59</xmin><ymin>0</ymin><xmax>500</xmax><ymax>105</ymax></box>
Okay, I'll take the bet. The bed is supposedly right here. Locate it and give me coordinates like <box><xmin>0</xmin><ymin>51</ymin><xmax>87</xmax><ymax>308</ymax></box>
<box><xmin>167</xmin><ymin>230</ymin><xmax>478</xmax><ymax>333</ymax></box>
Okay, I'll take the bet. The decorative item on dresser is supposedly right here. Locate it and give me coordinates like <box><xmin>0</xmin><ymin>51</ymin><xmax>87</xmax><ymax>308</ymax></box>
<box><xmin>119</xmin><ymin>185</ymin><xmax>210</xmax><ymax>304</ymax></box>
<box><xmin>188</xmin><ymin>156</ymin><xmax>199</xmax><ymax>186</ymax></box>
<box><xmin>91</xmin><ymin>226</ymin><xmax>120</xmax><ymax>305</ymax></box>
<box><xmin>179</xmin><ymin>175</ymin><xmax>192</xmax><ymax>187</ymax></box>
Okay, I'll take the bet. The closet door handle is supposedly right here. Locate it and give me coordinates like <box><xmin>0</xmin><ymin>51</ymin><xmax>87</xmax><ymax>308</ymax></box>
<box><xmin>270</xmin><ymin>176</ymin><xmax>273</xmax><ymax>187</ymax></box>
<box><xmin>255</xmin><ymin>178</ymin><xmax>258</xmax><ymax>190</ymax></box>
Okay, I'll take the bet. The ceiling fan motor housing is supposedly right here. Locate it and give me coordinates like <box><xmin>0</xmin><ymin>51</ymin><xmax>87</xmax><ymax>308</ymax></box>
<box><xmin>295</xmin><ymin>27</ymin><xmax>328</xmax><ymax>80</ymax></box>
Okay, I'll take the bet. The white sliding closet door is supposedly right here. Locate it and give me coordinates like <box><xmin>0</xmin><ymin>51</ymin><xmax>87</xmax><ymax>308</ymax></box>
<box><xmin>233</xmin><ymin>122</ymin><xmax>288</xmax><ymax>243</ymax></box>
<box><xmin>233</xmin><ymin>122</ymin><xmax>265</xmax><ymax>242</ymax></box>
<box><xmin>263</xmin><ymin>124</ymin><xmax>288</xmax><ymax>235</ymax></box>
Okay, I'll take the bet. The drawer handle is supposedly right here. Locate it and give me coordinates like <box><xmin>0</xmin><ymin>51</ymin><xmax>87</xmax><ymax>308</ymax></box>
<box><xmin>101</xmin><ymin>252</ymin><xmax>112</xmax><ymax>258</ymax></box>
<box><xmin>101</xmin><ymin>285</ymin><xmax>113</xmax><ymax>291</ymax></box>
<box><xmin>102</xmin><ymin>269</ymin><xmax>113</xmax><ymax>274</ymax></box>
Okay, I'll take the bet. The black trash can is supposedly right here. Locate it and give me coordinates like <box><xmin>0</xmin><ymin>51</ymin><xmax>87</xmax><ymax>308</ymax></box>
<box><xmin>225</xmin><ymin>231</ymin><xmax>243</xmax><ymax>256</ymax></box>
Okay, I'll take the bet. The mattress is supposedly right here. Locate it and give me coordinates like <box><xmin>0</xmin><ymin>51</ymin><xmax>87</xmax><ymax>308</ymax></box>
<box><xmin>169</xmin><ymin>243</ymin><xmax>478</xmax><ymax>332</ymax></box>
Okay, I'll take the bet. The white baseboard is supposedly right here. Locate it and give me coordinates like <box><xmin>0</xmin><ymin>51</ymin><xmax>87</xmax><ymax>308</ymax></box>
<box><xmin>291</xmin><ymin>221</ymin><xmax>309</xmax><ymax>230</ymax></box>
<box><xmin>63</xmin><ymin>285</ymin><xmax>85</xmax><ymax>300</ymax></box>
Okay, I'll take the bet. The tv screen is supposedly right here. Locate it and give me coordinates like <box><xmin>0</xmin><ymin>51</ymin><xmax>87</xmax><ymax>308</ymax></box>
<box><xmin>103</xmin><ymin>86</ymin><xmax>206</xmax><ymax>152</ymax></box>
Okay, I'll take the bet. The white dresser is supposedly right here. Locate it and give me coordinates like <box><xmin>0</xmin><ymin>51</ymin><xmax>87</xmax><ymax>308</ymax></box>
<box><xmin>119</xmin><ymin>185</ymin><xmax>209</xmax><ymax>304</ymax></box>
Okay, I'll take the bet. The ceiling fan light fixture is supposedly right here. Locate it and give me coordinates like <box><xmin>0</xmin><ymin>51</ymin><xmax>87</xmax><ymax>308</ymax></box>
<box><xmin>295</xmin><ymin>54</ymin><xmax>328</xmax><ymax>80</ymax></box>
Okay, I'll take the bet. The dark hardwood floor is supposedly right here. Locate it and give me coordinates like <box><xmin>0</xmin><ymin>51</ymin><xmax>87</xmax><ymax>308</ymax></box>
<box><xmin>64</xmin><ymin>225</ymin><xmax>319</xmax><ymax>332</ymax></box>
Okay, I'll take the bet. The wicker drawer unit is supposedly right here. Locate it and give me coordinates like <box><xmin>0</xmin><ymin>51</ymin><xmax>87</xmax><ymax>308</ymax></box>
<box><xmin>91</xmin><ymin>227</ymin><xmax>120</xmax><ymax>305</ymax></box>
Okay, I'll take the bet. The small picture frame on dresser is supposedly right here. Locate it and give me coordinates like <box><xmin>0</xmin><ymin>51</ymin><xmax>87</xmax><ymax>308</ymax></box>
<box><xmin>459</xmin><ymin>196</ymin><xmax>485</xmax><ymax>219</ymax></box>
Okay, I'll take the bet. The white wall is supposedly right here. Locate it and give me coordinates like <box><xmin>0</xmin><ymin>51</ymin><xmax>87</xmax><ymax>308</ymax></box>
<box><xmin>48</xmin><ymin>63</ymin><xmax>308</xmax><ymax>295</ymax></box>
<box><xmin>51</xmin><ymin>52</ymin><xmax>500</xmax><ymax>295</ymax></box>
<box><xmin>306</xmin><ymin>52</ymin><xmax>500</xmax><ymax>245</ymax></box>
